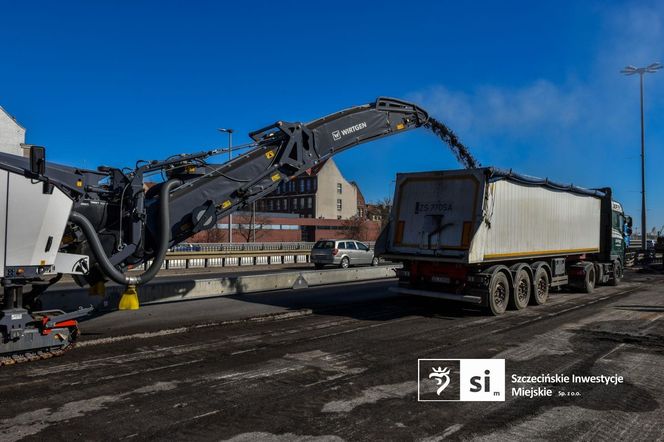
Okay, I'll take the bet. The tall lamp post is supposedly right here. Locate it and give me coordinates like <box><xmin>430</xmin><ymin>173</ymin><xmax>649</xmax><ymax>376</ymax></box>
<box><xmin>218</xmin><ymin>128</ymin><xmax>234</xmax><ymax>243</ymax></box>
<box><xmin>621</xmin><ymin>62</ymin><xmax>662</xmax><ymax>250</ymax></box>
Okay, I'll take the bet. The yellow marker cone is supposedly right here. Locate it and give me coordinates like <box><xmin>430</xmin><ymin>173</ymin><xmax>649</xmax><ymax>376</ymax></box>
<box><xmin>88</xmin><ymin>281</ymin><xmax>106</xmax><ymax>296</ymax></box>
<box><xmin>118</xmin><ymin>285</ymin><xmax>140</xmax><ymax>310</ymax></box>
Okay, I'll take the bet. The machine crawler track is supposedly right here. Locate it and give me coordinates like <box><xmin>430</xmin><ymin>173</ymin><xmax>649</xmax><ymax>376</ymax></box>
<box><xmin>0</xmin><ymin>342</ymin><xmax>76</xmax><ymax>366</ymax></box>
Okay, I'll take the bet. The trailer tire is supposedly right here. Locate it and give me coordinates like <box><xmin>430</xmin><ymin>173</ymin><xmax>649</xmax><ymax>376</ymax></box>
<box><xmin>582</xmin><ymin>265</ymin><xmax>596</xmax><ymax>294</ymax></box>
<box><xmin>609</xmin><ymin>260</ymin><xmax>622</xmax><ymax>286</ymax></box>
<box><xmin>487</xmin><ymin>272</ymin><xmax>510</xmax><ymax>315</ymax></box>
<box><xmin>509</xmin><ymin>269</ymin><xmax>531</xmax><ymax>310</ymax></box>
<box><xmin>530</xmin><ymin>266</ymin><xmax>550</xmax><ymax>305</ymax></box>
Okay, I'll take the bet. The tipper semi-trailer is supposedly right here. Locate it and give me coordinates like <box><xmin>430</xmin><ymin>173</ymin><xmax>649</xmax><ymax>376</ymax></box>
<box><xmin>376</xmin><ymin>168</ymin><xmax>632</xmax><ymax>315</ymax></box>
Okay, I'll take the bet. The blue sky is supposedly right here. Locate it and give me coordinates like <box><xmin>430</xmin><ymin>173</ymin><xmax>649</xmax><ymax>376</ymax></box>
<box><xmin>1</xmin><ymin>1</ymin><xmax>663</xmax><ymax>232</ymax></box>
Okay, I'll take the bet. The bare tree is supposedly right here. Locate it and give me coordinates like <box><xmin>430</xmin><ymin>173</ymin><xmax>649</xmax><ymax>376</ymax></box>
<box><xmin>235</xmin><ymin>212</ymin><xmax>269</xmax><ymax>242</ymax></box>
<box><xmin>185</xmin><ymin>225</ymin><xmax>227</xmax><ymax>243</ymax></box>
<box><xmin>369</xmin><ymin>196</ymin><xmax>393</xmax><ymax>229</ymax></box>
<box><xmin>343</xmin><ymin>215</ymin><xmax>369</xmax><ymax>240</ymax></box>
<box><xmin>204</xmin><ymin>226</ymin><xmax>227</xmax><ymax>243</ymax></box>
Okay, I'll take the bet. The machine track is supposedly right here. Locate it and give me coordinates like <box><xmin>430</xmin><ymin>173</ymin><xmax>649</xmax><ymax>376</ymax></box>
<box><xmin>0</xmin><ymin>326</ymin><xmax>79</xmax><ymax>367</ymax></box>
<box><xmin>0</xmin><ymin>342</ymin><xmax>76</xmax><ymax>366</ymax></box>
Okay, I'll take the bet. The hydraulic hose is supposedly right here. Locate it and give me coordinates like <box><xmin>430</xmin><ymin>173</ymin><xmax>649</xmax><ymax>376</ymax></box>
<box><xmin>68</xmin><ymin>179</ymin><xmax>182</xmax><ymax>286</ymax></box>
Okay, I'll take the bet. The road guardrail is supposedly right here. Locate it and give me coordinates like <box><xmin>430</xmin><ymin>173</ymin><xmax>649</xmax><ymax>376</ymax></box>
<box><xmin>151</xmin><ymin>241</ymin><xmax>376</xmax><ymax>270</ymax></box>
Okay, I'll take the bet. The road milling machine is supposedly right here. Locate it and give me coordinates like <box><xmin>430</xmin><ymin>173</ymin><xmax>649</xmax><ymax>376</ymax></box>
<box><xmin>0</xmin><ymin>97</ymin><xmax>429</xmax><ymax>363</ymax></box>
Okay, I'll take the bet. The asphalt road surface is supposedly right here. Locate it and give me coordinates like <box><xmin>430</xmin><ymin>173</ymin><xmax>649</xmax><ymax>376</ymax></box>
<box><xmin>1</xmin><ymin>271</ymin><xmax>663</xmax><ymax>441</ymax></box>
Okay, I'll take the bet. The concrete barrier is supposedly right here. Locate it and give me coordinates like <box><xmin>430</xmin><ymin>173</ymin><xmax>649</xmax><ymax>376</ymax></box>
<box><xmin>41</xmin><ymin>265</ymin><xmax>401</xmax><ymax>312</ymax></box>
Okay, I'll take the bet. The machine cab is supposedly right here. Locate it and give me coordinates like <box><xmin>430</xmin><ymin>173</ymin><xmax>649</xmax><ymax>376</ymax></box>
<box><xmin>611</xmin><ymin>201</ymin><xmax>631</xmax><ymax>255</ymax></box>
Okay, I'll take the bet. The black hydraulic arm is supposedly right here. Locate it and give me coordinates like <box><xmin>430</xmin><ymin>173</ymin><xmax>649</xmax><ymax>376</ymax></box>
<box><xmin>149</xmin><ymin>97</ymin><xmax>428</xmax><ymax>246</ymax></box>
<box><xmin>1</xmin><ymin>97</ymin><xmax>427</xmax><ymax>288</ymax></box>
<box><xmin>0</xmin><ymin>97</ymin><xmax>428</xmax><ymax>289</ymax></box>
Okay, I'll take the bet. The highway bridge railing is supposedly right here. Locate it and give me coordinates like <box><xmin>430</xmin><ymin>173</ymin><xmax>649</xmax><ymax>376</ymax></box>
<box><xmin>133</xmin><ymin>241</ymin><xmax>376</xmax><ymax>270</ymax></box>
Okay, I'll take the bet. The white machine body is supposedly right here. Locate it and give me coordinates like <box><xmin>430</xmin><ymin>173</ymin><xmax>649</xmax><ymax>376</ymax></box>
<box><xmin>0</xmin><ymin>170</ymin><xmax>76</xmax><ymax>278</ymax></box>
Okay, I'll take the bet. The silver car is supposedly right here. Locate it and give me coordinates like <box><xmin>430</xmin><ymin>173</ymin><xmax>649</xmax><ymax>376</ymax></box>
<box><xmin>310</xmin><ymin>239</ymin><xmax>379</xmax><ymax>269</ymax></box>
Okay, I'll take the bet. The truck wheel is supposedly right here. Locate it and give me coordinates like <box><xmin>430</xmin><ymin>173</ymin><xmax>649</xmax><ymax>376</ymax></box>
<box><xmin>582</xmin><ymin>265</ymin><xmax>596</xmax><ymax>294</ymax></box>
<box><xmin>340</xmin><ymin>257</ymin><xmax>350</xmax><ymax>269</ymax></box>
<box><xmin>509</xmin><ymin>269</ymin><xmax>531</xmax><ymax>310</ymax></box>
<box><xmin>530</xmin><ymin>267</ymin><xmax>550</xmax><ymax>305</ymax></box>
<box><xmin>487</xmin><ymin>272</ymin><xmax>510</xmax><ymax>315</ymax></box>
<box><xmin>609</xmin><ymin>260</ymin><xmax>622</xmax><ymax>286</ymax></box>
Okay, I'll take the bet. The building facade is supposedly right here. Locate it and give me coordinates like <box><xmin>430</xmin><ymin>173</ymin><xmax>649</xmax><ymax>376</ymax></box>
<box><xmin>255</xmin><ymin>159</ymin><xmax>360</xmax><ymax>220</ymax></box>
<box><xmin>191</xmin><ymin>212</ymin><xmax>382</xmax><ymax>243</ymax></box>
<box><xmin>0</xmin><ymin>106</ymin><xmax>26</xmax><ymax>156</ymax></box>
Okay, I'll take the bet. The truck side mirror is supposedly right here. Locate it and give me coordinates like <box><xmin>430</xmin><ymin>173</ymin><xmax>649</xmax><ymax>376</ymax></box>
<box><xmin>29</xmin><ymin>146</ymin><xmax>46</xmax><ymax>176</ymax></box>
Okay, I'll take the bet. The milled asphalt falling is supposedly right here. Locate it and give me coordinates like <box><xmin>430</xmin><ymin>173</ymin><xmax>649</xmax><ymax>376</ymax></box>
<box><xmin>0</xmin><ymin>271</ymin><xmax>662</xmax><ymax>441</ymax></box>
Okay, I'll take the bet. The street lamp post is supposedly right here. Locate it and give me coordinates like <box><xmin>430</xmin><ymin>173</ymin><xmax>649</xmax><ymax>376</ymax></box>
<box><xmin>218</xmin><ymin>128</ymin><xmax>234</xmax><ymax>243</ymax></box>
<box><xmin>621</xmin><ymin>62</ymin><xmax>662</xmax><ymax>250</ymax></box>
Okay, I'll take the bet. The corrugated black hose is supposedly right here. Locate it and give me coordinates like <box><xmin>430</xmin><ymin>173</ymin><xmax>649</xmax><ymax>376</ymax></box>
<box><xmin>68</xmin><ymin>179</ymin><xmax>182</xmax><ymax>286</ymax></box>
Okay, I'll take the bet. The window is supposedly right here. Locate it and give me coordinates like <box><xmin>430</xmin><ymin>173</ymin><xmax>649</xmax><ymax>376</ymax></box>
<box><xmin>305</xmin><ymin>179</ymin><xmax>311</xmax><ymax>192</ymax></box>
<box><xmin>299</xmin><ymin>179</ymin><xmax>305</xmax><ymax>192</ymax></box>
<box><xmin>346</xmin><ymin>242</ymin><xmax>357</xmax><ymax>250</ymax></box>
<box><xmin>337</xmin><ymin>183</ymin><xmax>342</xmax><ymax>194</ymax></box>
<box><xmin>357</xmin><ymin>242</ymin><xmax>369</xmax><ymax>251</ymax></box>
<box><xmin>300</xmin><ymin>197</ymin><xmax>305</xmax><ymax>208</ymax></box>
<box><xmin>276</xmin><ymin>199</ymin><xmax>281</xmax><ymax>210</ymax></box>
<box><xmin>283</xmin><ymin>198</ymin><xmax>288</xmax><ymax>210</ymax></box>
<box><xmin>337</xmin><ymin>199</ymin><xmax>342</xmax><ymax>211</ymax></box>
<box><xmin>307</xmin><ymin>197</ymin><xmax>312</xmax><ymax>208</ymax></box>
<box><xmin>337</xmin><ymin>241</ymin><xmax>346</xmax><ymax>249</ymax></box>
<box><xmin>293</xmin><ymin>198</ymin><xmax>298</xmax><ymax>209</ymax></box>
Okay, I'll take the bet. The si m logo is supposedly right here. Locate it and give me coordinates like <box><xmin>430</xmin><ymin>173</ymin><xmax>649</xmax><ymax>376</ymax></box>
<box><xmin>429</xmin><ymin>367</ymin><xmax>451</xmax><ymax>395</ymax></box>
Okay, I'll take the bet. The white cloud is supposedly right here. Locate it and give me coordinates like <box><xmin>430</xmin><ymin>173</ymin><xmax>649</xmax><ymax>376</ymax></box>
<box><xmin>408</xmin><ymin>80</ymin><xmax>588</xmax><ymax>141</ymax></box>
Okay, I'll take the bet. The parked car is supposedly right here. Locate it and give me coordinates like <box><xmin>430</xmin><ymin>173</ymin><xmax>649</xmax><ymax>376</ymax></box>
<box><xmin>170</xmin><ymin>243</ymin><xmax>202</xmax><ymax>252</ymax></box>
<box><xmin>310</xmin><ymin>239</ymin><xmax>379</xmax><ymax>269</ymax></box>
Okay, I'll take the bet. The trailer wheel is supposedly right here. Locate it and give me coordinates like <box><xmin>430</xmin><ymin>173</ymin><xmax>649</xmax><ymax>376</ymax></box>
<box><xmin>530</xmin><ymin>267</ymin><xmax>550</xmax><ymax>305</ymax></box>
<box><xmin>609</xmin><ymin>260</ymin><xmax>622</xmax><ymax>286</ymax></box>
<box><xmin>509</xmin><ymin>269</ymin><xmax>531</xmax><ymax>310</ymax></box>
<box><xmin>487</xmin><ymin>272</ymin><xmax>510</xmax><ymax>315</ymax></box>
<box><xmin>582</xmin><ymin>265</ymin><xmax>596</xmax><ymax>294</ymax></box>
